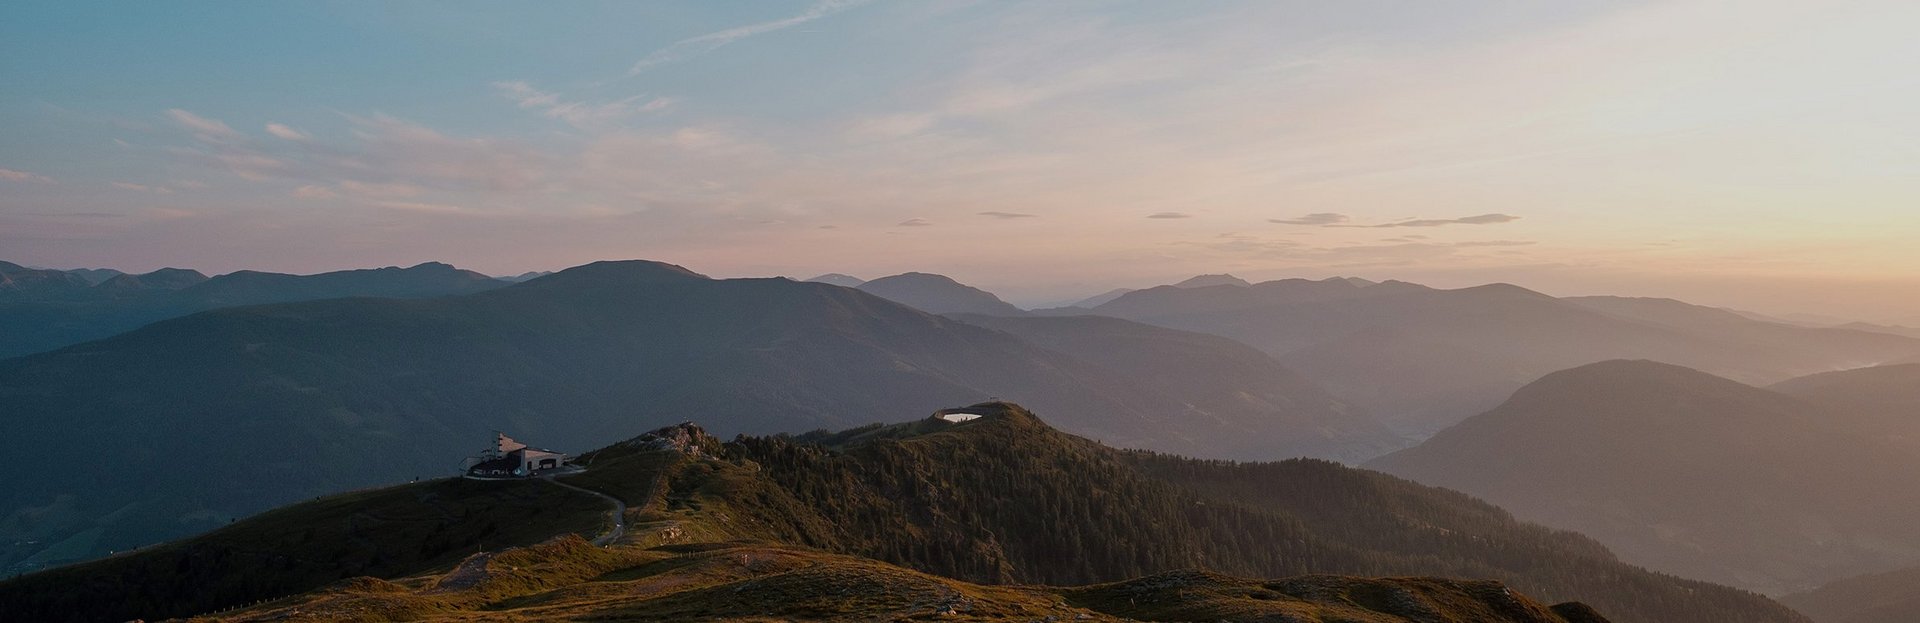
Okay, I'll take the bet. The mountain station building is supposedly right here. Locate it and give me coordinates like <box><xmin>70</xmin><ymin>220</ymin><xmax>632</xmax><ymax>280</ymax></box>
<box><xmin>464</xmin><ymin>432</ymin><xmax>569</xmax><ymax>478</ymax></box>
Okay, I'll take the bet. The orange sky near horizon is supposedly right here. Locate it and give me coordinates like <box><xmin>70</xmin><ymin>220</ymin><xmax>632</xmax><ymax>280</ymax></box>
<box><xmin>4</xmin><ymin>0</ymin><xmax>1918</xmax><ymax>320</ymax></box>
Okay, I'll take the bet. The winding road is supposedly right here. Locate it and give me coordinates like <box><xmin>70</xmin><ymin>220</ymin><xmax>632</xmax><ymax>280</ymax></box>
<box><xmin>544</xmin><ymin>477</ymin><xmax>627</xmax><ymax>546</ymax></box>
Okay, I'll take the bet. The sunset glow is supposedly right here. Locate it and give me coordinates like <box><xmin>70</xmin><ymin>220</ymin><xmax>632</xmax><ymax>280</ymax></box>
<box><xmin>4</xmin><ymin>0</ymin><xmax>1918</xmax><ymax>317</ymax></box>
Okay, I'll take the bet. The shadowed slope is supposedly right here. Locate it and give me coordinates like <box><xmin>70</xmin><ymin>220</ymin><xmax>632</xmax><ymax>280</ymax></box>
<box><xmin>1772</xmin><ymin>364</ymin><xmax>1920</xmax><ymax>455</ymax></box>
<box><xmin>953</xmin><ymin>312</ymin><xmax>1400</xmax><ymax>460</ymax></box>
<box><xmin>1781</xmin><ymin>565</ymin><xmax>1920</xmax><ymax>623</ymax></box>
<box><xmin>0</xmin><ymin>404</ymin><xmax>1797</xmax><ymax>623</ymax></box>
<box><xmin>0</xmin><ymin>261</ymin><xmax>1389</xmax><ymax>572</ymax></box>
<box><xmin>1370</xmin><ymin>360</ymin><xmax>1920</xmax><ymax>594</ymax></box>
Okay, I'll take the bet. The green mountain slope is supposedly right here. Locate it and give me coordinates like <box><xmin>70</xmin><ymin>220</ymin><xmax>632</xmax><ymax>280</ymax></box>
<box><xmin>1</xmin><ymin>403</ymin><xmax>1799</xmax><ymax>623</ymax></box>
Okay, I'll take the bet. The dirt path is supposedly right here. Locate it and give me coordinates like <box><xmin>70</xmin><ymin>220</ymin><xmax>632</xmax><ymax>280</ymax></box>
<box><xmin>430</xmin><ymin>552</ymin><xmax>496</xmax><ymax>592</ymax></box>
<box><xmin>544</xmin><ymin>477</ymin><xmax>627</xmax><ymax>546</ymax></box>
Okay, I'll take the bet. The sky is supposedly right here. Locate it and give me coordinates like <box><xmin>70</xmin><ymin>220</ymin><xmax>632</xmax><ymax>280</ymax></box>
<box><xmin>3</xmin><ymin>0</ymin><xmax>1919</xmax><ymax>319</ymax></box>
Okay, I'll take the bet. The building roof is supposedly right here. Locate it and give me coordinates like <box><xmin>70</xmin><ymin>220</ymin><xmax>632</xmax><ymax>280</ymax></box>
<box><xmin>467</xmin><ymin>457</ymin><xmax>520</xmax><ymax>473</ymax></box>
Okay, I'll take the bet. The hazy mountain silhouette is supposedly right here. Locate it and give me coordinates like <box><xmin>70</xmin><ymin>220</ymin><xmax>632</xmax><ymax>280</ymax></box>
<box><xmin>0</xmin><ymin>403</ymin><xmax>1803</xmax><ymax>623</ymax></box>
<box><xmin>0</xmin><ymin>261</ymin><xmax>506</xmax><ymax>358</ymax></box>
<box><xmin>1772</xmin><ymin>364</ymin><xmax>1920</xmax><ymax>455</ymax></box>
<box><xmin>1832</xmin><ymin>322</ymin><xmax>1920</xmax><ymax>339</ymax></box>
<box><xmin>1369</xmin><ymin>360</ymin><xmax>1920</xmax><ymax>594</ymax></box>
<box><xmin>805</xmin><ymin>272</ymin><xmax>866</xmax><ymax>287</ymax></box>
<box><xmin>856</xmin><ymin>271</ymin><xmax>1027</xmax><ymax>315</ymax></box>
<box><xmin>1062</xmin><ymin>274</ymin><xmax>1257</xmax><ymax>308</ymax></box>
<box><xmin>1564</xmin><ymin>297</ymin><xmax>1917</xmax><ymax>363</ymax></box>
<box><xmin>93</xmin><ymin>268</ymin><xmax>208</xmax><ymax>292</ymax></box>
<box><xmin>182</xmin><ymin>261</ymin><xmax>500</xmax><ymax>305</ymax></box>
<box><xmin>1174</xmin><ymin>273</ymin><xmax>1253</xmax><ymax>288</ymax></box>
<box><xmin>61</xmin><ymin>267</ymin><xmax>124</xmax><ymax>285</ymax></box>
<box><xmin>951</xmin><ymin>313</ymin><xmax>1401</xmax><ymax>460</ymax></box>
<box><xmin>1069</xmin><ymin>287</ymin><xmax>1135</xmax><ymax>308</ymax></box>
<box><xmin>0</xmin><ymin>260</ymin><xmax>1390</xmax><ymax>572</ymax></box>
<box><xmin>0</xmin><ymin>262</ymin><xmax>94</xmax><ymax>299</ymax></box>
<box><xmin>1086</xmin><ymin>279</ymin><xmax>1919</xmax><ymax>436</ymax></box>
<box><xmin>1781</xmin><ymin>565</ymin><xmax>1920</xmax><ymax>623</ymax></box>
<box><xmin>495</xmin><ymin>270</ymin><xmax>553</xmax><ymax>282</ymax></box>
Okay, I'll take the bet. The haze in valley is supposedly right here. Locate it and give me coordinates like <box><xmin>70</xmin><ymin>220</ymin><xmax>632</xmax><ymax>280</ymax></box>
<box><xmin>5</xmin><ymin>3</ymin><xmax>1920</xmax><ymax>623</ymax></box>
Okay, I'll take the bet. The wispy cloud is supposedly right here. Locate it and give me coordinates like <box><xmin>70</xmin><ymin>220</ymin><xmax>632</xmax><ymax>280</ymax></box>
<box><xmin>165</xmin><ymin>109</ymin><xmax>245</xmax><ymax>144</ymax></box>
<box><xmin>1452</xmin><ymin>240</ymin><xmax>1536</xmax><ymax>247</ymax></box>
<box><xmin>337</xmin><ymin>180</ymin><xmax>425</xmax><ymax>198</ymax></box>
<box><xmin>1146</xmin><ymin>212</ymin><xmax>1192</xmax><ymax>219</ymax></box>
<box><xmin>341</xmin><ymin>113</ymin><xmax>546</xmax><ymax>192</ymax></box>
<box><xmin>0</xmin><ymin>168</ymin><xmax>54</xmax><ymax>184</ymax></box>
<box><xmin>1270</xmin><ymin>212</ymin><xmax>1349</xmax><ymax>226</ymax></box>
<box><xmin>896</xmin><ymin>217</ymin><xmax>933</xmax><ymax>227</ymax></box>
<box><xmin>370</xmin><ymin>200</ymin><xmax>471</xmax><ymax>214</ymax></box>
<box><xmin>1343</xmin><ymin>213</ymin><xmax>1522</xmax><ymax>228</ymax></box>
<box><xmin>493</xmin><ymin>81</ymin><xmax>672</xmax><ymax>129</ymax></box>
<box><xmin>628</xmin><ymin>0</ymin><xmax>872</xmax><ymax>75</ymax></box>
<box><xmin>978</xmin><ymin>211</ymin><xmax>1036</xmax><ymax>219</ymax></box>
<box><xmin>111</xmin><ymin>181</ymin><xmax>173</xmax><ymax>194</ymax></box>
<box><xmin>265</xmin><ymin>123</ymin><xmax>310</xmax><ymax>141</ymax></box>
<box><xmin>292</xmin><ymin>185</ymin><xmax>337</xmax><ymax>199</ymax></box>
<box><xmin>1271</xmin><ymin>212</ymin><xmax>1520</xmax><ymax>228</ymax></box>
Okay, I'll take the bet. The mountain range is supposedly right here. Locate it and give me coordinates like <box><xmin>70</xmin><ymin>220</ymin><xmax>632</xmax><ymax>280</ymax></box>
<box><xmin>1770</xmin><ymin>363</ymin><xmax>1920</xmax><ymax>456</ymax></box>
<box><xmin>8</xmin><ymin>256</ymin><xmax>1918</xmax><ymax>619</ymax></box>
<box><xmin>951</xmin><ymin>313</ymin><xmax>1401</xmax><ymax>460</ymax></box>
<box><xmin>0</xmin><ymin>260</ymin><xmax>1394</xmax><ymax>573</ymax></box>
<box><xmin>1782</xmin><ymin>565</ymin><xmax>1920</xmax><ymax>623</ymax></box>
<box><xmin>0</xmin><ymin>403</ymin><xmax>1804</xmax><ymax>623</ymax></box>
<box><xmin>1070</xmin><ymin>278</ymin><xmax>1920</xmax><ymax>436</ymax></box>
<box><xmin>804</xmin><ymin>272</ymin><xmax>866</xmax><ymax>287</ymax></box>
<box><xmin>853</xmin><ymin>271</ymin><xmax>1028</xmax><ymax>316</ymax></box>
<box><xmin>0</xmin><ymin>261</ymin><xmax>507</xmax><ymax>358</ymax></box>
<box><xmin>1369</xmin><ymin>360</ymin><xmax>1920</xmax><ymax>594</ymax></box>
<box><xmin>1063</xmin><ymin>273</ymin><xmax>1259</xmax><ymax>308</ymax></box>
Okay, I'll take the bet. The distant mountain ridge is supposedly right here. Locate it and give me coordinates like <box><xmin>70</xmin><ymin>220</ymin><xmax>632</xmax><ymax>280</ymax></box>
<box><xmin>1084</xmin><ymin>278</ymin><xmax>1920</xmax><ymax>436</ymax></box>
<box><xmin>95</xmin><ymin>267</ymin><xmax>209</xmax><ymax>291</ymax></box>
<box><xmin>495</xmin><ymin>270</ymin><xmax>553</xmax><ymax>282</ymax></box>
<box><xmin>1369</xmin><ymin>360</ymin><xmax>1920</xmax><ymax>594</ymax></box>
<box><xmin>0</xmin><ymin>261</ymin><xmax>506</xmax><ymax>358</ymax></box>
<box><xmin>1781</xmin><ymin>565</ymin><xmax>1920</xmax><ymax>623</ymax></box>
<box><xmin>951</xmin><ymin>313</ymin><xmax>1400</xmax><ymax>461</ymax></box>
<box><xmin>1064</xmin><ymin>273</ymin><xmax>1272</xmax><ymax>308</ymax></box>
<box><xmin>805</xmin><ymin>272</ymin><xmax>866</xmax><ymax>287</ymax></box>
<box><xmin>1771</xmin><ymin>363</ymin><xmax>1920</xmax><ymax>455</ymax></box>
<box><xmin>1069</xmin><ymin>287</ymin><xmax>1135</xmax><ymax>308</ymax></box>
<box><xmin>856</xmin><ymin>271</ymin><xmax>1027</xmax><ymax>315</ymax></box>
<box><xmin>61</xmin><ymin>267</ymin><xmax>125</xmax><ymax>285</ymax></box>
<box><xmin>0</xmin><ymin>262</ymin><xmax>93</xmax><ymax>298</ymax></box>
<box><xmin>1174</xmin><ymin>273</ymin><xmax>1253</xmax><ymax>288</ymax></box>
